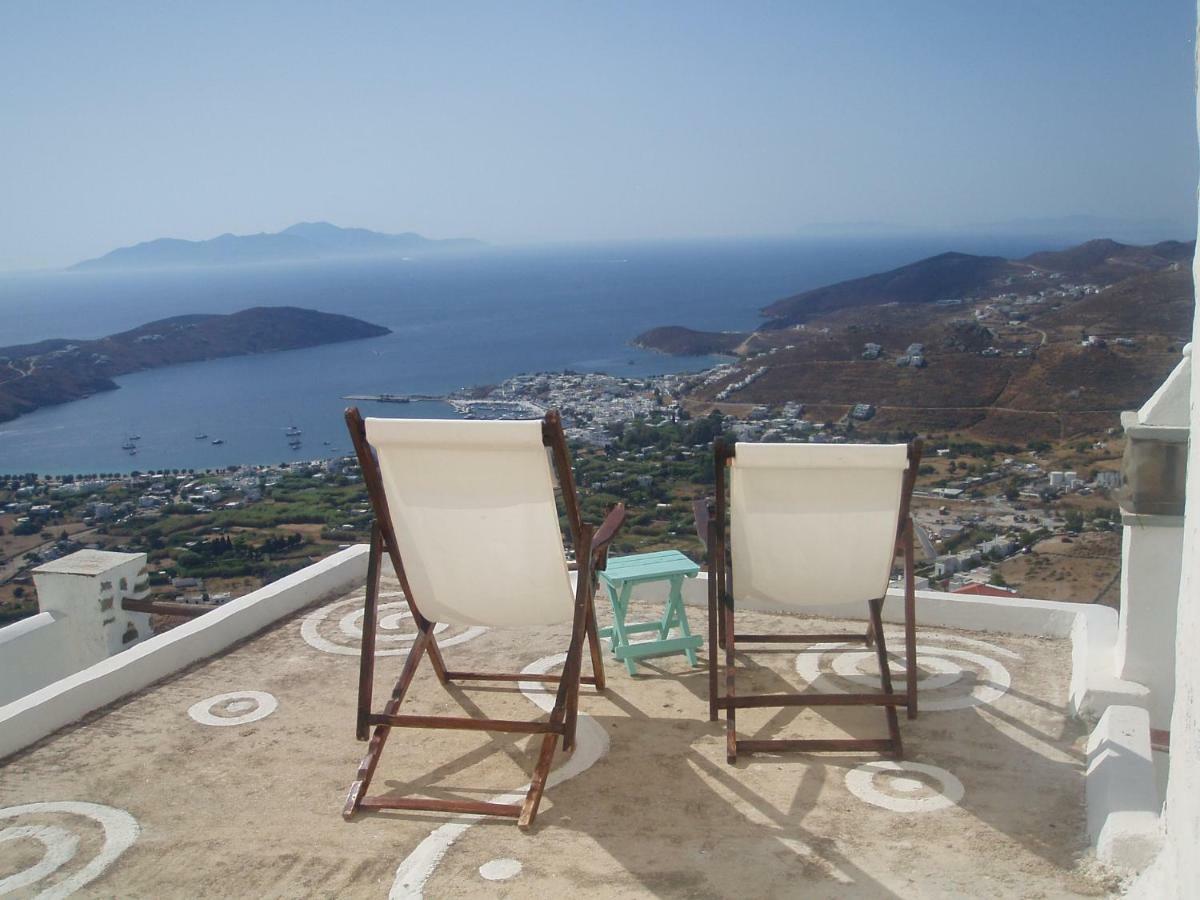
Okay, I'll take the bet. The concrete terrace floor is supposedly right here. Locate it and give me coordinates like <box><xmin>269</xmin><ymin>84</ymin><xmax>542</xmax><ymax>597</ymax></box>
<box><xmin>0</xmin><ymin>567</ymin><xmax>1118</xmax><ymax>899</ymax></box>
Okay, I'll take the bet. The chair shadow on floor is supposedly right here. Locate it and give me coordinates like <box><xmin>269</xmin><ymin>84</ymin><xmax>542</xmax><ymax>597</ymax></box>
<box><xmin>356</xmin><ymin>667</ymin><xmax>907</xmax><ymax>897</ymax></box>
<box><xmin>350</xmin><ymin>620</ymin><xmax>1093</xmax><ymax>897</ymax></box>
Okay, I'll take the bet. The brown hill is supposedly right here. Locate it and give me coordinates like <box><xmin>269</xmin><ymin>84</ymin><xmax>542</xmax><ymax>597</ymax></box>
<box><xmin>1035</xmin><ymin>266</ymin><xmax>1193</xmax><ymax>338</ymax></box>
<box><xmin>0</xmin><ymin>307</ymin><xmax>390</xmax><ymax>423</ymax></box>
<box><xmin>1023</xmin><ymin>238</ymin><xmax>1193</xmax><ymax>281</ymax></box>
<box><xmin>674</xmin><ymin>238</ymin><xmax>1194</xmax><ymax>443</ymax></box>
<box><xmin>761</xmin><ymin>252</ymin><xmax>1023</xmax><ymax>325</ymax></box>
<box><xmin>633</xmin><ymin>326</ymin><xmax>747</xmax><ymax>356</ymax></box>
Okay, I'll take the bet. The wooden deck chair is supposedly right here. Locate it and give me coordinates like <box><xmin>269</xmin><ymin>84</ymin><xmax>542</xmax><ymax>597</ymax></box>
<box><xmin>694</xmin><ymin>439</ymin><xmax>923</xmax><ymax>762</ymax></box>
<box><xmin>343</xmin><ymin>408</ymin><xmax>625</xmax><ymax>829</ymax></box>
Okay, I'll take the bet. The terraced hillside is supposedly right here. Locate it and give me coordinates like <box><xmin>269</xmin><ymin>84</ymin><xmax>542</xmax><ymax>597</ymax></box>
<box><xmin>640</xmin><ymin>238</ymin><xmax>1194</xmax><ymax>443</ymax></box>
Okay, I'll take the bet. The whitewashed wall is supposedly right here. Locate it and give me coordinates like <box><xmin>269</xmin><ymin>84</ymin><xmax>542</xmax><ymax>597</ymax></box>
<box><xmin>1127</xmin><ymin>31</ymin><xmax>1200</xmax><ymax>893</ymax></box>
<box><xmin>0</xmin><ymin>613</ymin><xmax>77</xmax><ymax>706</ymax></box>
<box><xmin>0</xmin><ymin>551</ymin><xmax>151</xmax><ymax>708</ymax></box>
<box><xmin>1117</xmin><ymin>517</ymin><xmax>1184</xmax><ymax>728</ymax></box>
<box><xmin>0</xmin><ymin>544</ymin><xmax>368</xmax><ymax>761</ymax></box>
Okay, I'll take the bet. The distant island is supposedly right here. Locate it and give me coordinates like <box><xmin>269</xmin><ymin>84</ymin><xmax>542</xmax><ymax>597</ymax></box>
<box><xmin>0</xmin><ymin>307</ymin><xmax>390</xmax><ymax>423</ymax></box>
<box><xmin>633</xmin><ymin>326</ymin><xmax>748</xmax><ymax>356</ymax></box>
<box><xmin>70</xmin><ymin>221</ymin><xmax>485</xmax><ymax>271</ymax></box>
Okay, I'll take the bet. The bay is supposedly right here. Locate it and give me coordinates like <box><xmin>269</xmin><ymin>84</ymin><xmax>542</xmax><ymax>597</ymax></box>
<box><xmin>0</xmin><ymin>235</ymin><xmax>1054</xmax><ymax>474</ymax></box>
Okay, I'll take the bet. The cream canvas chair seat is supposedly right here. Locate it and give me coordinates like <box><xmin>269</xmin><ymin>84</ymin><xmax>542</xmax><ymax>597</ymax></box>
<box><xmin>342</xmin><ymin>409</ymin><xmax>624</xmax><ymax>829</ymax></box>
<box><xmin>695</xmin><ymin>438</ymin><xmax>923</xmax><ymax>762</ymax></box>
<box><xmin>367</xmin><ymin>417</ymin><xmax>577</xmax><ymax>627</ymax></box>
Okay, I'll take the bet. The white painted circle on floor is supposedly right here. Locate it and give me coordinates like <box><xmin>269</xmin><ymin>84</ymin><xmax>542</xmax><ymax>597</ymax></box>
<box><xmin>0</xmin><ymin>824</ymin><xmax>78</xmax><ymax>894</ymax></box>
<box><xmin>188</xmin><ymin>691</ymin><xmax>278</xmax><ymax>726</ymax></box>
<box><xmin>831</xmin><ymin>651</ymin><xmax>962</xmax><ymax>691</ymax></box>
<box><xmin>845</xmin><ymin>761</ymin><xmax>964</xmax><ymax>812</ymax></box>
<box><xmin>301</xmin><ymin>595</ymin><xmax>485</xmax><ymax>656</ymax></box>
<box><xmin>338</xmin><ymin>598</ymin><xmax>434</xmax><ymax>643</ymax></box>
<box><xmin>794</xmin><ymin>634</ymin><xmax>1013</xmax><ymax>711</ymax></box>
<box><xmin>0</xmin><ymin>801</ymin><xmax>139</xmax><ymax>898</ymax></box>
<box><xmin>479</xmin><ymin>858</ymin><xmax>523</xmax><ymax>881</ymax></box>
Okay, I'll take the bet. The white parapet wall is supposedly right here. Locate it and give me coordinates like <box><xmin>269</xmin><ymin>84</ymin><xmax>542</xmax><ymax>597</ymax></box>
<box><xmin>0</xmin><ymin>612</ymin><xmax>77</xmax><ymax>707</ymax></box>
<box><xmin>1086</xmin><ymin>705</ymin><xmax>1162</xmax><ymax>870</ymax></box>
<box><xmin>0</xmin><ymin>543</ymin><xmax>369</xmax><ymax>762</ymax></box>
<box><xmin>1115</xmin><ymin>345</ymin><xmax>1190</xmax><ymax>735</ymax></box>
<box><xmin>1116</xmin><ymin>514</ymin><xmax>1184</xmax><ymax>730</ymax></box>
<box><xmin>0</xmin><ymin>550</ymin><xmax>152</xmax><ymax>706</ymax></box>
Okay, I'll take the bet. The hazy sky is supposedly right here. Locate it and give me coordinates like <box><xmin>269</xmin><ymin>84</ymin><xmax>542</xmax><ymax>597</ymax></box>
<box><xmin>1</xmin><ymin>2</ymin><xmax>1196</xmax><ymax>270</ymax></box>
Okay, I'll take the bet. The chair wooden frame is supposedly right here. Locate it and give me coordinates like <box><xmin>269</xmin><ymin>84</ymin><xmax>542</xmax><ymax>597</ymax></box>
<box><xmin>694</xmin><ymin>439</ymin><xmax>923</xmax><ymax>763</ymax></box>
<box><xmin>342</xmin><ymin>407</ymin><xmax>625</xmax><ymax>829</ymax></box>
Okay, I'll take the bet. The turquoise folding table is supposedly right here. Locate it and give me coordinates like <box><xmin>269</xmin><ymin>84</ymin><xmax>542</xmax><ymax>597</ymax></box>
<box><xmin>597</xmin><ymin>550</ymin><xmax>703</xmax><ymax>675</ymax></box>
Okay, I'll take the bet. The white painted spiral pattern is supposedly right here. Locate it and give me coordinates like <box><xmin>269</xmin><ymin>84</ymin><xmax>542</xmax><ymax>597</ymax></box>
<box><xmin>845</xmin><ymin>760</ymin><xmax>965</xmax><ymax>812</ymax></box>
<box><xmin>300</xmin><ymin>592</ymin><xmax>486</xmax><ymax>656</ymax></box>
<box><xmin>794</xmin><ymin>631</ymin><xmax>1016</xmax><ymax>711</ymax></box>
<box><xmin>187</xmin><ymin>690</ymin><xmax>278</xmax><ymax>726</ymax></box>
<box><xmin>0</xmin><ymin>801</ymin><xmax>139</xmax><ymax>899</ymax></box>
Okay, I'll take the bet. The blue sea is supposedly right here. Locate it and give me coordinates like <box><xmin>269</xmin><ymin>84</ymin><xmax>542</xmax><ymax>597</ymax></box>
<box><xmin>0</xmin><ymin>236</ymin><xmax>1056</xmax><ymax>475</ymax></box>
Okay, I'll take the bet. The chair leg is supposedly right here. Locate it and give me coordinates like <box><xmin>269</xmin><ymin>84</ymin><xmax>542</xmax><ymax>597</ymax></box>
<box><xmin>724</xmin><ymin>597</ymin><xmax>737</xmax><ymax>763</ymax></box>
<box><xmin>563</xmin><ymin>644</ymin><xmax>584</xmax><ymax>753</ymax></box>
<box><xmin>356</xmin><ymin>526</ymin><xmax>383</xmax><ymax>741</ymax></box>
<box><xmin>518</xmin><ymin>731</ymin><xmax>559</xmax><ymax>830</ymax></box>
<box><xmin>425</xmin><ymin>631</ymin><xmax>451</xmax><ymax>685</ymax></box>
<box><xmin>562</xmin><ymin>527</ymin><xmax>593</xmax><ymax>753</ymax></box>
<box><xmin>707</xmin><ymin>555</ymin><xmax>719</xmax><ymax>722</ymax></box>
<box><xmin>584</xmin><ymin>595</ymin><xmax>607</xmax><ymax>692</ymax></box>
<box><xmin>343</xmin><ymin>722</ymin><xmax>393</xmax><ymax>818</ymax></box>
<box><xmin>904</xmin><ymin>523</ymin><xmax>918</xmax><ymax>719</ymax></box>
<box><xmin>869</xmin><ymin>597</ymin><xmax>903</xmax><ymax>759</ymax></box>
<box><xmin>717</xmin><ymin>576</ymin><xmax>728</xmax><ymax>651</ymax></box>
<box><xmin>344</xmin><ymin>629</ymin><xmax>432</xmax><ymax>819</ymax></box>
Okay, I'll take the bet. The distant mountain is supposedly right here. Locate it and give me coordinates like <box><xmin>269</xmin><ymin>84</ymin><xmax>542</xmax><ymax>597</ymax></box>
<box><xmin>759</xmin><ymin>238</ymin><xmax>1194</xmax><ymax>327</ymax></box>
<box><xmin>1022</xmin><ymin>238</ymin><xmax>1193</xmax><ymax>279</ymax></box>
<box><xmin>791</xmin><ymin>214</ymin><xmax>1196</xmax><ymax>244</ymax></box>
<box><xmin>965</xmin><ymin>214</ymin><xmax>1196</xmax><ymax>246</ymax></box>
<box><xmin>70</xmin><ymin>222</ymin><xmax>485</xmax><ymax>271</ymax></box>
<box><xmin>761</xmin><ymin>252</ymin><xmax>1022</xmax><ymax>325</ymax></box>
<box><xmin>0</xmin><ymin>307</ymin><xmax>390</xmax><ymax>423</ymax></box>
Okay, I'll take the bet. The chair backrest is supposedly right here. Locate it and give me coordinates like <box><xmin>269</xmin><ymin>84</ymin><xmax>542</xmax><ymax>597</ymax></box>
<box><xmin>364</xmin><ymin>417</ymin><xmax>575</xmax><ymax>627</ymax></box>
<box><xmin>729</xmin><ymin>442</ymin><xmax>911</xmax><ymax>608</ymax></box>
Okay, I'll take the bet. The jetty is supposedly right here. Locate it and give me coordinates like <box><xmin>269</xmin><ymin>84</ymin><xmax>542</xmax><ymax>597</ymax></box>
<box><xmin>342</xmin><ymin>393</ymin><xmax>440</xmax><ymax>403</ymax></box>
<box><xmin>342</xmin><ymin>392</ymin><xmax>545</xmax><ymax>419</ymax></box>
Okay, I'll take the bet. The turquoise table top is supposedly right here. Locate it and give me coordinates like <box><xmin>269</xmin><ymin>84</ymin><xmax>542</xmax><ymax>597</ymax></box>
<box><xmin>600</xmin><ymin>550</ymin><xmax>700</xmax><ymax>584</ymax></box>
